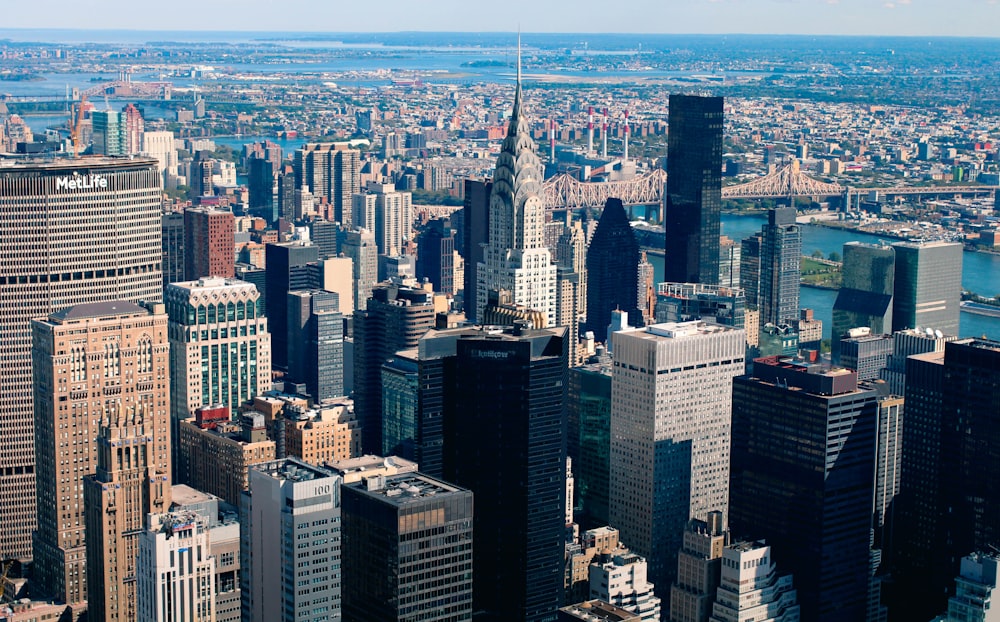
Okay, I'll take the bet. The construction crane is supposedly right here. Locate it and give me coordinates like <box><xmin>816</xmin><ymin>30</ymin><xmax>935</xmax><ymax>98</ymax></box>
<box><xmin>0</xmin><ymin>560</ymin><xmax>12</xmax><ymax>605</ymax></box>
<box><xmin>69</xmin><ymin>95</ymin><xmax>87</xmax><ymax>158</ymax></box>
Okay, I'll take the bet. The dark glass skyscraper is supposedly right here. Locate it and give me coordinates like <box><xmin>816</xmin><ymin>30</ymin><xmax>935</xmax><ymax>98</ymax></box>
<box><xmin>759</xmin><ymin>208</ymin><xmax>801</xmax><ymax>327</ymax></box>
<box><xmin>264</xmin><ymin>241</ymin><xmax>319</xmax><ymax>369</ymax></box>
<box><xmin>730</xmin><ymin>358</ymin><xmax>878</xmax><ymax>622</ymax></box>
<box><xmin>585</xmin><ymin>198</ymin><xmax>642</xmax><ymax>342</ymax></box>
<box><xmin>890</xmin><ymin>339</ymin><xmax>1000</xmax><ymax>620</ymax></box>
<box><xmin>663</xmin><ymin>94</ymin><xmax>723</xmax><ymax>285</ymax></box>
<box><xmin>445</xmin><ymin>325</ymin><xmax>567</xmax><ymax>622</ymax></box>
<box><xmin>461</xmin><ymin>179</ymin><xmax>491</xmax><ymax>323</ymax></box>
<box><xmin>354</xmin><ymin>285</ymin><xmax>435</xmax><ymax>455</ymax></box>
<box><xmin>416</xmin><ymin>217</ymin><xmax>456</xmax><ymax>295</ymax></box>
<box><xmin>832</xmin><ymin>242</ymin><xmax>895</xmax><ymax>360</ymax></box>
<box><xmin>342</xmin><ymin>472</ymin><xmax>473</xmax><ymax>622</ymax></box>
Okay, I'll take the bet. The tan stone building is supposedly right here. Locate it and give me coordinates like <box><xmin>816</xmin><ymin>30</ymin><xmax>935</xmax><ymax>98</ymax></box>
<box><xmin>284</xmin><ymin>402</ymin><xmax>362</xmax><ymax>466</ymax></box>
<box><xmin>31</xmin><ymin>301</ymin><xmax>170</xmax><ymax>611</ymax></box>
<box><xmin>178</xmin><ymin>409</ymin><xmax>275</xmax><ymax>506</ymax></box>
<box><xmin>83</xmin><ymin>403</ymin><xmax>172</xmax><ymax>622</ymax></box>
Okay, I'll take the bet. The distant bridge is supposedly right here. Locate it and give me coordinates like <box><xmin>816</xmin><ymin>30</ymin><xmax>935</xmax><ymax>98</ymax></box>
<box><xmin>542</xmin><ymin>160</ymin><xmax>997</xmax><ymax>210</ymax></box>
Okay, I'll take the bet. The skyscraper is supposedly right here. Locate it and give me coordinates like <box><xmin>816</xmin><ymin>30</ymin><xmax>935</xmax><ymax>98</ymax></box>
<box><xmin>739</xmin><ymin>234</ymin><xmax>762</xmax><ymax>310</ymax></box>
<box><xmin>663</xmin><ymin>95</ymin><xmax>723</xmax><ymax>285</ymax></box>
<box><xmin>287</xmin><ymin>289</ymin><xmax>344</xmax><ymax>402</ymax></box>
<box><xmin>708</xmin><ymin>541</ymin><xmax>799</xmax><ymax>622</ymax></box>
<box><xmin>370</xmin><ymin>181</ymin><xmax>413</xmax><ymax>256</ymax></box>
<box><xmin>32</xmin><ymin>301</ymin><xmax>171</xmax><ymax>611</ymax></box>
<box><xmin>832</xmin><ymin>242</ymin><xmax>895</xmax><ymax>353</ymax></box>
<box><xmin>340</xmin><ymin>228</ymin><xmax>378</xmax><ymax>312</ymax></box>
<box><xmin>758</xmin><ymin>208</ymin><xmax>800</xmax><ymax>328</ymax></box>
<box><xmin>609</xmin><ymin>321</ymin><xmax>744</xmax><ymax>597</ymax></box>
<box><xmin>293</xmin><ymin>142</ymin><xmax>361</xmax><ymax>226</ymax></box>
<box><xmin>445</xmin><ymin>325</ymin><xmax>568</xmax><ymax>622</ymax></box>
<box><xmin>136</xmin><ymin>511</ymin><xmax>216</xmax><ymax>622</ymax></box>
<box><xmin>891</xmin><ymin>339</ymin><xmax>1000</xmax><ymax>620</ymax></box>
<box><xmin>354</xmin><ymin>285</ymin><xmax>436</xmax><ymax>454</ymax></box>
<box><xmin>341</xmin><ymin>472</ymin><xmax>474</xmax><ymax>622</ymax></box>
<box><xmin>730</xmin><ymin>358</ymin><xmax>878</xmax><ymax>622</ymax></box>
<box><xmin>890</xmin><ymin>240</ymin><xmax>962</xmax><ymax>335</ymax></box>
<box><xmin>670</xmin><ymin>513</ymin><xmax>729</xmax><ymax>622</ymax></box>
<box><xmin>585</xmin><ymin>198</ymin><xmax>642</xmax><ymax>342</ymax></box>
<box><xmin>247</xmin><ymin>156</ymin><xmax>276</xmax><ymax>222</ymax></box>
<box><xmin>165</xmin><ymin>277</ymin><xmax>271</xmax><ymax>434</ymax></box>
<box><xmin>265</xmin><ymin>240</ymin><xmax>319</xmax><ymax>369</ymax></box>
<box><xmin>162</xmin><ymin>211</ymin><xmax>185</xmax><ymax>288</ymax></box>
<box><xmin>84</xmin><ymin>401</ymin><xmax>172</xmax><ymax>622</ymax></box>
<box><xmin>476</xmin><ymin>52</ymin><xmax>558</xmax><ymax>326</ymax></box>
<box><xmin>416</xmin><ymin>217</ymin><xmax>456</xmax><ymax>295</ymax></box>
<box><xmin>461</xmin><ymin>179</ymin><xmax>491</xmax><ymax>322</ymax></box>
<box><xmin>0</xmin><ymin>157</ymin><xmax>163</xmax><ymax>560</ymax></box>
<box><xmin>568</xmin><ymin>355</ymin><xmax>613</xmax><ymax>529</ymax></box>
<box><xmin>91</xmin><ymin>110</ymin><xmax>126</xmax><ymax>156</ymax></box>
<box><xmin>242</xmin><ymin>459</ymin><xmax>342</xmax><ymax>622</ymax></box>
<box><xmin>184</xmin><ymin>206</ymin><xmax>235</xmax><ymax>281</ymax></box>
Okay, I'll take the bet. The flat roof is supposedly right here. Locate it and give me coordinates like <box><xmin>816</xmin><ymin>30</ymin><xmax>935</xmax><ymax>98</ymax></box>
<box><xmin>49</xmin><ymin>301</ymin><xmax>148</xmax><ymax>322</ymax></box>
<box><xmin>0</xmin><ymin>155</ymin><xmax>158</xmax><ymax>171</ymax></box>
<box><xmin>352</xmin><ymin>472</ymin><xmax>467</xmax><ymax>505</ymax></box>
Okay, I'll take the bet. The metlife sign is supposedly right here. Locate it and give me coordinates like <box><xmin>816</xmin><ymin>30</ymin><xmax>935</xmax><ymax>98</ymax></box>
<box><xmin>55</xmin><ymin>174</ymin><xmax>109</xmax><ymax>191</ymax></box>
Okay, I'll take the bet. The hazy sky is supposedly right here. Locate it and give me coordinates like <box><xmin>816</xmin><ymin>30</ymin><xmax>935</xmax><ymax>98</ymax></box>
<box><xmin>3</xmin><ymin>0</ymin><xmax>999</xmax><ymax>37</ymax></box>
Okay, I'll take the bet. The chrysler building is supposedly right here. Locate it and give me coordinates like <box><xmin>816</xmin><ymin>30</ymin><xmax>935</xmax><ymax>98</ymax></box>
<box><xmin>476</xmin><ymin>42</ymin><xmax>557</xmax><ymax>326</ymax></box>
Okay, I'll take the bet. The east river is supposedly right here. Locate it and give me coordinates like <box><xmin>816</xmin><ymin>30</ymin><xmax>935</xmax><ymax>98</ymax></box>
<box><xmin>649</xmin><ymin>213</ymin><xmax>1000</xmax><ymax>340</ymax></box>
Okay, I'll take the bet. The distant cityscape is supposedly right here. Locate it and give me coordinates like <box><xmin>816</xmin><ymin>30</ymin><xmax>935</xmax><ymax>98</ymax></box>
<box><xmin>0</xmin><ymin>29</ymin><xmax>999</xmax><ymax>622</ymax></box>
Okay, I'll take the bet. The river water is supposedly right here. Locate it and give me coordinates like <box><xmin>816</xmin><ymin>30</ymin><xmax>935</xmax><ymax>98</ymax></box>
<box><xmin>649</xmin><ymin>213</ymin><xmax>1000</xmax><ymax>340</ymax></box>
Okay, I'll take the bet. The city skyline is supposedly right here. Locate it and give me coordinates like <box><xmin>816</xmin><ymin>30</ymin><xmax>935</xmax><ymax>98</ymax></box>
<box><xmin>2</xmin><ymin>1</ymin><xmax>1000</xmax><ymax>38</ymax></box>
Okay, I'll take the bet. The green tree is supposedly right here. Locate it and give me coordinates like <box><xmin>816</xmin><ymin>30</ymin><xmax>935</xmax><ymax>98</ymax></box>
<box><xmin>828</xmin><ymin>251</ymin><xmax>841</xmax><ymax>263</ymax></box>
<box><xmin>812</xmin><ymin>249</ymin><xmax>824</xmax><ymax>258</ymax></box>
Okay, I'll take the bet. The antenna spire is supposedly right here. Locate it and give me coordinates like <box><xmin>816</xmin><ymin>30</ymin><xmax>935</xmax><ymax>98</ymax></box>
<box><xmin>517</xmin><ymin>29</ymin><xmax>522</xmax><ymax>87</ymax></box>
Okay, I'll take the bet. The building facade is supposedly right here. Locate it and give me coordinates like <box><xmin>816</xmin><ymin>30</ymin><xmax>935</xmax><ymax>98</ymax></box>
<box><xmin>832</xmin><ymin>242</ymin><xmax>895</xmax><ymax>357</ymax></box>
<box><xmin>32</xmin><ymin>301</ymin><xmax>170</xmax><ymax>610</ymax></box>
<box><xmin>243</xmin><ymin>459</ymin><xmax>342</xmax><ymax>622</ymax></box>
<box><xmin>730</xmin><ymin>358</ymin><xmax>877</xmax><ymax>622</ymax></box>
<box><xmin>184</xmin><ymin>207</ymin><xmax>235</xmax><ymax>281</ymax></box>
<box><xmin>341</xmin><ymin>472</ymin><xmax>474</xmax><ymax>622</ymax></box>
<box><xmin>890</xmin><ymin>240</ymin><xmax>962</xmax><ymax>335</ymax></box>
<box><xmin>287</xmin><ymin>289</ymin><xmax>344</xmax><ymax>402</ymax></box>
<box><xmin>758</xmin><ymin>208</ymin><xmax>800</xmax><ymax>328</ymax></box>
<box><xmin>178</xmin><ymin>410</ymin><xmax>276</xmax><ymax>507</ymax></box>
<box><xmin>585</xmin><ymin>198</ymin><xmax>642</xmax><ymax>342</ymax></box>
<box><xmin>166</xmin><ymin>277</ymin><xmax>271</xmax><ymax>450</ymax></box>
<box><xmin>0</xmin><ymin>157</ymin><xmax>163</xmax><ymax>560</ymax></box>
<box><xmin>609</xmin><ymin>322</ymin><xmax>745</xmax><ymax>596</ymax></box>
<box><xmin>476</xmin><ymin>61</ymin><xmax>557</xmax><ymax>326</ymax></box>
<box><xmin>136</xmin><ymin>511</ymin><xmax>217</xmax><ymax>622</ymax></box>
<box><xmin>708</xmin><ymin>541</ymin><xmax>799</xmax><ymax>622</ymax></box>
<box><xmin>663</xmin><ymin>95</ymin><xmax>723</xmax><ymax>285</ymax></box>
<box><xmin>83</xmin><ymin>403</ymin><xmax>172</xmax><ymax>622</ymax></box>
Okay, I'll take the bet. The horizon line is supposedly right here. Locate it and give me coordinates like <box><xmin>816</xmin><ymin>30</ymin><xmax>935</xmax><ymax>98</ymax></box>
<box><xmin>1</xmin><ymin>27</ymin><xmax>999</xmax><ymax>40</ymax></box>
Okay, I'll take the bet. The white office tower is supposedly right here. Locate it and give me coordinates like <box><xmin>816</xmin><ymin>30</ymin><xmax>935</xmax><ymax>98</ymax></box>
<box><xmin>709</xmin><ymin>541</ymin><xmax>799</xmax><ymax>622</ymax></box>
<box><xmin>931</xmin><ymin>552</ymin><xmax>1000</xmax><ymax>622</ymax></box>
<box><xmin>136</xmin><ymin>511</ymin><xmax>217</xmax><ymax>622</ymax></box>
<box><xmin>609</xmin><ymin>321</ymin><xmax>745</xmax><ymax>594</ymax></box>
<box><xmin>588</xmin><ymin>548</ymin><xmax>661</xmax><ymax>622</ymax></box>
<box><xmin>142</xmin><ymin>130</ymin><xmax>178</xmax><ymax>181</ymax></box>
<box><xmin>369</xmin><ymin>182</ymin><xmax>413</xmax><ymax>256</ymax></box>
<box><xmin>242</xmin><ymin>458</ymin><xmax>342</xmax><ymax>622</ymax></box>
<box><xmin>476</xmin><ymin>48</ymin><xmax>557</xmax><ymax>326</ymax></box>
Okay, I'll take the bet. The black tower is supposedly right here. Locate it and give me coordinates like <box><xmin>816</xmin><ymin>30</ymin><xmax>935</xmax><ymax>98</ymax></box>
<box><xmin>664</xmin><ymin>94</ymin><xmax>723</xmax><ymax>285</ymax></box>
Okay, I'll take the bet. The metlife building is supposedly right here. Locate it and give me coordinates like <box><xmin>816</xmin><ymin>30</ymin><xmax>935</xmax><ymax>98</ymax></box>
<box><xmin>0</xmin><ymin>156</ymin><xmax>163</xmax><ymax>560</ymax></box>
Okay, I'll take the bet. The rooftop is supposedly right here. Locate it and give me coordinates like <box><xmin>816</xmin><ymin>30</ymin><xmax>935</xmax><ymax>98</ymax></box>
<box><xmin>353</xmin><ymin>472</ymin><xmax>466</xmax><ymax>505</ymax></box>
<box><xmin>0</xmin><ymin>154</ymin><xmax>159</xmax><ymax>171</ymax></box>
<box><xmin>48</xmin><ymin>300</ymin><xmax>149</xmax><ymax>322</ymax></box>
<box><xmin>255</xmin><ymin>457</ymin><xmax>336</xmax><ymax>483</ymax></box>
